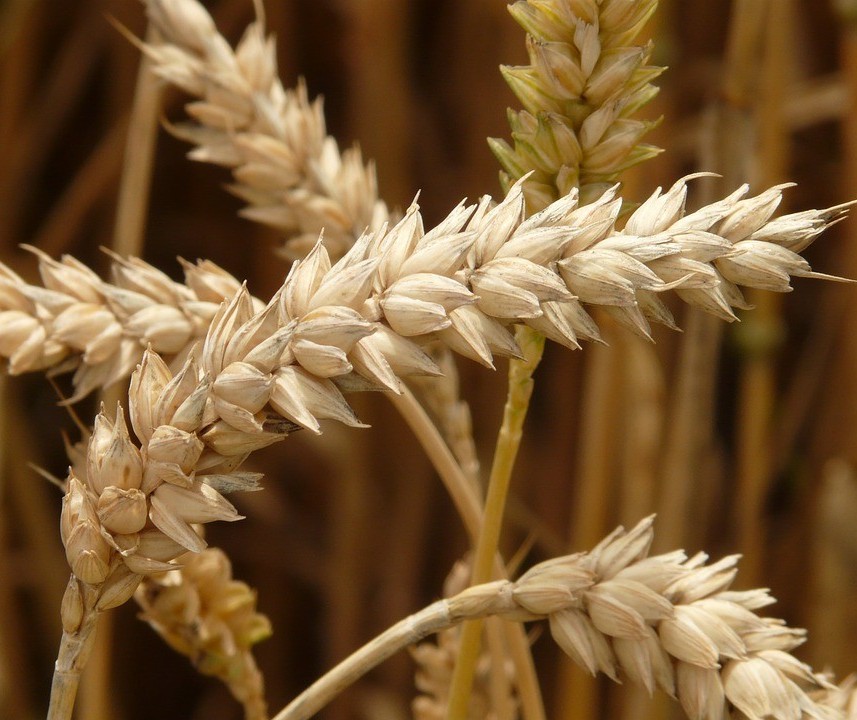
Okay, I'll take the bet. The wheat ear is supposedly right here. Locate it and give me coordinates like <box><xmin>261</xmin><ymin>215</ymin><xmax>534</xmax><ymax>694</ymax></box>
<box><xmin>0</xmin><ymin>249</ymin><xmax>256</xmax><ymax>401</ymax></box>
<box><xmin>2</xmin><ymin>179</ymin><xmax>848</xmax><ymax>403</ymax></box>
<box><xmin>273</xmin><ymin>516</ymin><xmax>847</xmax><ymax>720</ymax></box>
<box><xmin>31</xmin><ymin>177</ymin><xmax>857</xmax><ymax>621</ymax></box>
<box><xmin>490</xmin><ymin>0</ymin><xmax>663</xmax><ymax>208</ymax></box>
<box><xmin>136</xmin><ymin>0</ymin><xmax>485</xmax><ymax>482</ymax></box>
<box><xmin>135</xmin><ymin>547</ymin><xmax>272</xmax><ymax>720</ymax></box>
<box><xmin>139</xmin><ymin>0</ymin><xmax>390</xmax><ymax>261</ymax></box>
<box><xmin>64</xmin><ymin>428</ymin><xmax>271</xmax><ymax>719</ymax></box>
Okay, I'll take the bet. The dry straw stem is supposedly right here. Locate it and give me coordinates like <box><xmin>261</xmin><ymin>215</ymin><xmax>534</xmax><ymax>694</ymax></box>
<box><xmin>408</xmin><ymin>348</ymin><xmax>482</xmax><ymax>486</ymax></box>
<box><xmin>112</xmin><ymin>23</ymin><xmax>163</xmax><ymax>261</ymax></box>
<box><xmin>273</xmin><ymin>516</ymin><xmax>853</xmax><ymax>720</ymax></box>
<box><xmin>411</xmin><ymin>561</ymin><xmax>518</xmax><ymax>720</ymax></box>
<box><xmin>446</xmin><ymin>325</ymin><xmax>545</xmax><ymax>720</ymax></box>
<box><xmin>389</xmin><ymin>387</ymin><xmax>542</xmax><ymax>720</ymax></box>
<box><xmin>48</xmin><ymin>586</ymin><xmax>101</xmax><ymax>720</ymax></box>
<box><xmin>46</xmin><ymin>175</ymin><xmax>849</xmax><ymax>719</ymax></box>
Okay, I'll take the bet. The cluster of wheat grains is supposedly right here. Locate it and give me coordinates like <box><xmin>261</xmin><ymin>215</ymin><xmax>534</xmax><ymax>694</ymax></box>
<box><xmin>1</xmin><ymin>0</ymin><xmax>857</xmax><ymax>719</ymax></box>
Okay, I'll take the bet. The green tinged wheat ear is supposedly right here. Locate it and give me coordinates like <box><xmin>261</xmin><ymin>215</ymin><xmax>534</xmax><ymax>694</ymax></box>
<box><xmin>135</xmin><ymin>547</ymin><xmax>271</xmax><ymax>720</ymax></box>
<box><xmin>490</xmin><ymin>0</ymin><xmax>662</xmax><ymax>208</ymax></box>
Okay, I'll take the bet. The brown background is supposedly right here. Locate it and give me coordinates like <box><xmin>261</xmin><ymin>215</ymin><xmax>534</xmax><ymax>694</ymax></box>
<box><xmin>1</xmin><ymin>1</ymin><xmax>856</xmax><ymax>718</ymax></box>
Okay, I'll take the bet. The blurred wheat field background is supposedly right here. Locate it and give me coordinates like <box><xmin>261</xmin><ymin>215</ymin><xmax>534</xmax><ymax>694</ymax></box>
<box><xmin>2</xmin><ymin>0</ymin><xmax>857</xmax><ymax>718</ymax></box>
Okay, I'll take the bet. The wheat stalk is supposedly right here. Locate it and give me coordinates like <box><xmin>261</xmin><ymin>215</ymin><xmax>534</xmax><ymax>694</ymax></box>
<box><xmin>273</xmin><ymin>516</ymin><xmax>847</xmax><ymax>720</ymax></box>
